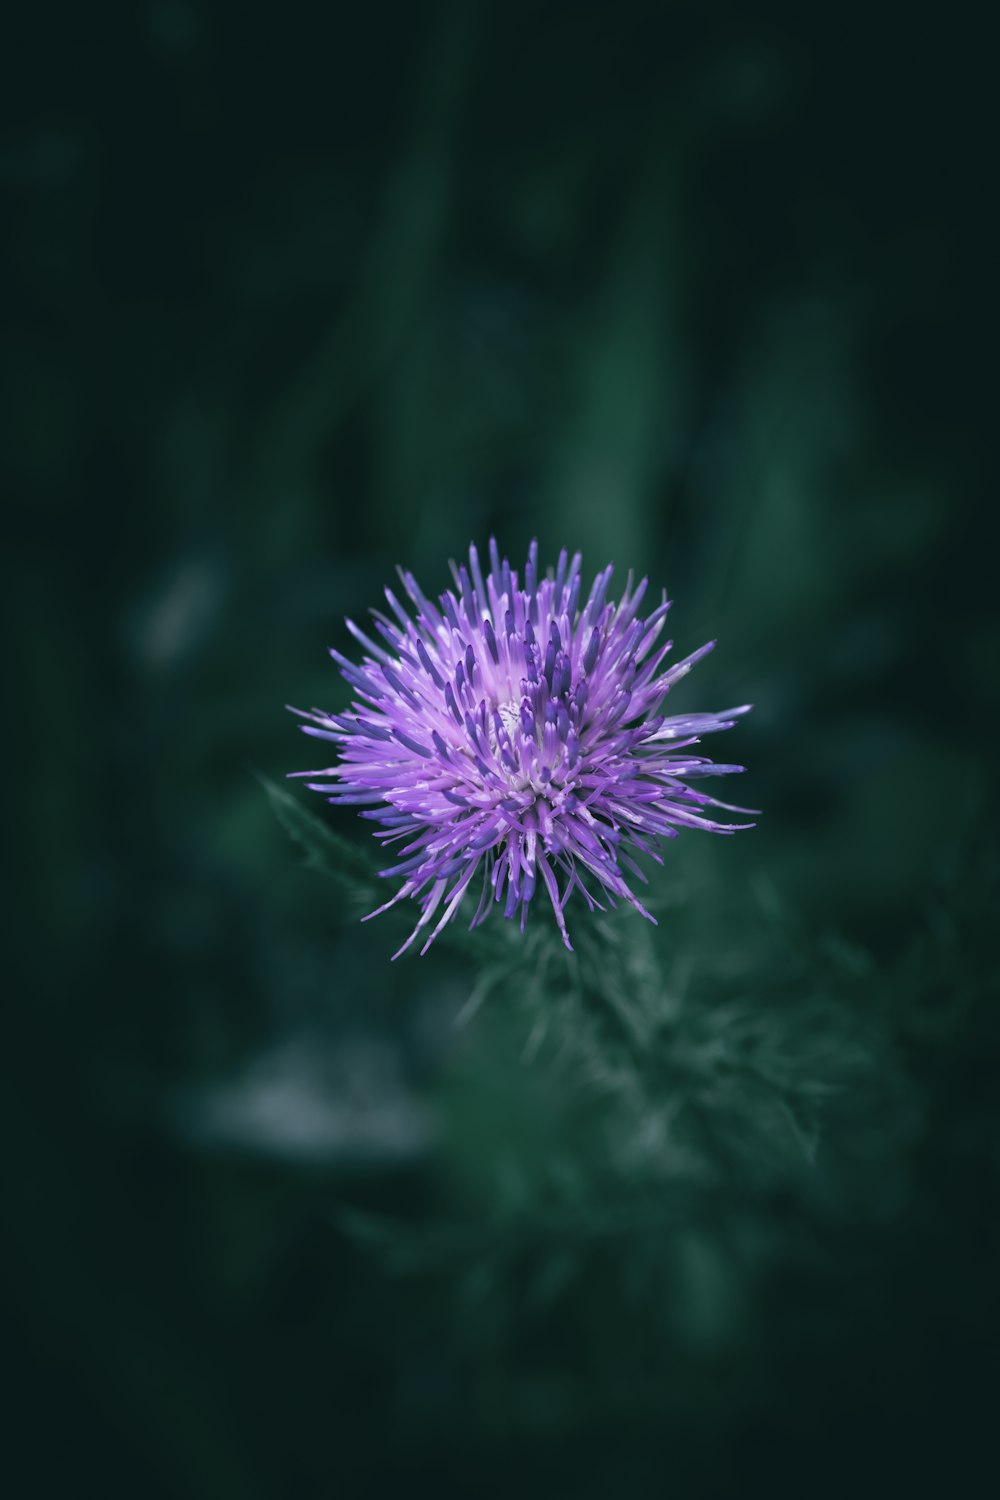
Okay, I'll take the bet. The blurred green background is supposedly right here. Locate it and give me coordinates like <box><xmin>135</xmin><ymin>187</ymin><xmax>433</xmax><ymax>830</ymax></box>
<box><xmin>4</xmin><ymin>2</ymin><xmax>997</xmax><ymax>1496</ymax></box>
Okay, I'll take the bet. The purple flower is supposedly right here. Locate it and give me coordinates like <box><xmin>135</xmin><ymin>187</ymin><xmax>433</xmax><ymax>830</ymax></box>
<box><xmin>291</xmin><ymin>541</ymin><xmax>754</xmax><ymax>958</ymax></box>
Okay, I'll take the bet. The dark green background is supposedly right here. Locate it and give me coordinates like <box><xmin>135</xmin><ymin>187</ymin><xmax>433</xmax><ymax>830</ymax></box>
<box><xmin>4</xmin><ymin>3</ymin><xmax>997</xmax><ymax>1496</ymax></box>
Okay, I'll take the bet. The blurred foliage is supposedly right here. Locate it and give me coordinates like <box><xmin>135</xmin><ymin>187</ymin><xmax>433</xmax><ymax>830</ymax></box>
<box><xmin>3</xmin><ymin>1</ymin><xmax>997</xmax><ymax>1497</ymax></box>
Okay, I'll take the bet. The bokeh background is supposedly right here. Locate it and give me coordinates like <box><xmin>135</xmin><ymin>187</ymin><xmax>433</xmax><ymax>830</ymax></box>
<box><xmin>4</xmin><ymin>2</ymin><xmax>997</xmax><ymax>1496</ymax></box>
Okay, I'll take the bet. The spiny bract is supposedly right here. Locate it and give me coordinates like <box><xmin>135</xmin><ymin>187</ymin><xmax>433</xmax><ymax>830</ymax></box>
<box><xmin>291</xmin><ymin>541</ymin><xmax>754</xmax><ymax>957</ymax></box>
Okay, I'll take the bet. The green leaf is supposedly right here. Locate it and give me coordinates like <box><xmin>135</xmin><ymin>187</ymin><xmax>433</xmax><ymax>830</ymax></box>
<box><xmin>255</xmin><ymin>771</ymin><xmax>379</xmax><ymax>901</ymax></box>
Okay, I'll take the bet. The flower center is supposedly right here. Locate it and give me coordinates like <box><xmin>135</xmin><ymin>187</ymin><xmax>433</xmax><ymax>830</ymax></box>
<box><xmin>495</xmin><ymin>700</ymin><xmax>521</xmax><ymax>742</ymax></box>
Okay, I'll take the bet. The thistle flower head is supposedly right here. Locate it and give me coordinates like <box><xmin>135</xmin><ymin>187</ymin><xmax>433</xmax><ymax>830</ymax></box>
<box><xmin>291</xmin><ymin>541</ymin><xmax>754</xmax><ymax>958</ymax></box>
